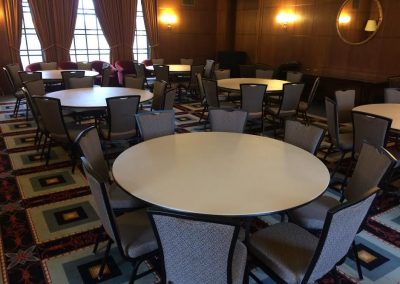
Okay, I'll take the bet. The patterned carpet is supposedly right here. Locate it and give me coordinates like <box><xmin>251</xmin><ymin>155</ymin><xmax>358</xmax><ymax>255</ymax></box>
<box><xmin>0</xmin><ymin>95</ymin><xmax>399</xmax><ymax>283</ymax></box>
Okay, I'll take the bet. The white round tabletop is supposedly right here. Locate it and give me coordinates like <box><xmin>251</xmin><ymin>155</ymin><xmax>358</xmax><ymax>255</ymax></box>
<box><xmin>353</xmin><ymin>104</ymin><xmax>400</xmax><ymax>131</ymax></box>
<box><xmin>218</xmin><ymin>78</ymin><xmax>289</xmax><ymax>93</ymax></box>
<box><xmin>146</xmin><ymin>64</ymin><xmax>191</xmax><ymax>73</ymax></box>
<box><xmin>112</xmin><ymin>132</ymin><xmax>329</xmax><ymax>216</ymax></box>
<box><xmin>38</xmin><ymin>70</ymin><xmax>99</xmax><ymax>81</ymax></box>
<box><xmin>45</xmin><ymin>87</ymin><xmax>153</xmax><ymax>108</ymax></box>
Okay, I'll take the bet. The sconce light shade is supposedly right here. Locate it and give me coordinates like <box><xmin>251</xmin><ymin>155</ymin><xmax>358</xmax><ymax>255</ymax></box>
<box><xmin>338</xmin><ymin>14</ymin><xmax>351</xmax><ymax>24</ymax></box>
<box><xmin>276</xmin><ymin>11</ymin><xmax>297</xmax><ymax>29</ymax></box>
<box><xmin>160</xmin><ymin>9</ymin><xmax>177</xmax><ymax>30</ymax></box>
<box><xmin>365</xmin><ymin>20</ymin><xmax>377</xmax><ymax>32</ymax></box>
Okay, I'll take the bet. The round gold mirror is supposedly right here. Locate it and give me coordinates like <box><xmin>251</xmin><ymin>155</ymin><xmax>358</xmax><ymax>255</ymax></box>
<box><xmin>336</xmin><ymin>0</ymin><xmax>383</xmax><ymax>45</ymax></box>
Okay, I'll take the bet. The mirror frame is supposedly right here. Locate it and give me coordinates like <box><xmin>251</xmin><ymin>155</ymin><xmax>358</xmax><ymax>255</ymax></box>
<box><xmin>336</xmin><ymin>0</ymin><xmax>383</xmax><ymax>45</ymax></box>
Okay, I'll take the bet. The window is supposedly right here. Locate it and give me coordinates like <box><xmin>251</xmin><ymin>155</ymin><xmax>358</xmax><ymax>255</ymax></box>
<box><xmin>134</xmin><ymin>1</ymin><xmax>149</xmax><ymax>62</ymax></box>
<box><xmin>20</xmin><ymin>0</ymin><xmax>43</xmax><ymax>69</ymax></box>
<box><xmin>70</xmin><ymin>0</ymin><xmax>110</xmax><ymax>63</ymax></box>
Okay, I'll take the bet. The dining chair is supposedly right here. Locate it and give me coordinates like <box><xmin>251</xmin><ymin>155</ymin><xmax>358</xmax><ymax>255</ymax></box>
<box><xmin>180</xmin><ymin>58</ymin><xmax>194</xmax><ymax>65</ymax></box>
<box><xmin>81</xmin><ymin>157</ymin><xmax>158</xmax><ymax>283</ymax></box>
<box><xmin>250</xmin><ymin>187</ymin><xmax>379</xmax><ymax>283</ymax></box>
<box><xmin>148</xmin><ymin>208</ymin><xmax>247</xmax><ymax>284</ymax></box>
<box><xmin>255</xmin><ymin>69</ymin><xmax>274</xmax><ymax>79</ymax></box>
<box><xmin>204</xmin><ymin>59</ymin><xmax>215</xmax><ymax>79</ymax></box>
<box><xmin>68</xmin><ymin>76</ymin><xmax>94</xmax><ymax>89</ymax></box>
<box><xmin>284</xmin><ymin>120</ymin><xmax>325</xmax><ymax>155</ymax></box>
<box><xmin>125</xmin><ymin>76</ymin><xmax>145</xmax><ymax>89</ymax></box>
<box><xmin>153</xmin><ymin>65</ymin><xmax>170</xmax><ymax>85</ymax></box>
<box><xmin>135</xmin><ymin>110</ymin><xmax>175</xmax><ymax>141</ymax></box>
<box><xmin>151</xmin><ymin>80</ymin><xmax>168</xmax><ymax>110</ymax></box>
<box><xmin>18</xmin><ymin>71</ymin><xmax>42</xmax><ymax>84</ymax></box>
<box><xmin>297</xmin><ymin>76</ymin><xmax>320</xmax><ymax>124</ymax></box>
<box><xmin>335</xmin><ymin>89</ymin><xmax>355</xmax><ymax>133</ymax></box>
<box><xmin>134</xmin><ymin>63</ymin><xmax>151</xmax><ymax>88</ymax></box>
<box><xmin>214</xmin><ymin>69</ymin><xmax>231</xmax><ymax>80</ymax></box>
<box><xmin>100</xmin><ymin>66</ymin><xmax>111</xmax><ymax>87</ymax></box>
<box><xmin>4</xmin><ymin>64</ymin><xmax>26</xmax><ymax>117</ymax></box>
<box><xmin>209</xmin><ymin>109</ymin><xmax>247</xmax><ymax>133</ymax></box>
<box><xmin>286</xmin><ymin>71</ymin><xmax>303</xmax><ymax>82</ymax></box>
<box><xmin>384</xmin><ymin>88</ymin><xmax>400</xmax><ymax>103</ymax></box>
<box><xmin>184</xmin><ymin>65</ymin><xmax>204</xmax><ymax>98</ymax></box>
<box><xmin>240</xmin><ymin>83</ymin><xmax>267</xmax><ymax>131</ymax></box>
<box><xmin>61</xmin><ymin>70</ymin><xmax>85</xmax><ymax>89</ymax></box>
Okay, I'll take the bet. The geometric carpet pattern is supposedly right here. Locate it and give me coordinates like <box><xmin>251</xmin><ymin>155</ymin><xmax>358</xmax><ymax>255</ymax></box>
<box><xmin>0</xmin><ymin>96</ymin><xmax>399</xmax><ymax>284</ymax></box>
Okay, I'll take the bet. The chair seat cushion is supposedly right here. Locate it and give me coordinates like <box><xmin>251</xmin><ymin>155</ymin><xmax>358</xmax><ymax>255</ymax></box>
<box><xmin>232</xmin><ymin>241</ymin><xmax>247</xmax><ymax>284</ymax></box>
<box><xmin>117</xmin><ymin>209</ymin><xmax>158</xmax><ymax>258</ymax></box>
<box><xmin>108</xmin><ymin>183</ymin><xmax>145</xmax><ymax>209</ymax></box>
<box><xmin>266</xmin><ymin>107</ymin><xmax>296</xmax><ymax>118</ymax></box>
<box><xmin>100</xmin><ymin>124</ymin><xmax>137</xmax><ymax>140</ymax></box>
<box><xmin>288</xmin><ymin>195</ymin><xmax>340</xmax><ymax>230</ymax></box>
<box><xmin>338</xmin><ymin>132</ymin><xmax>353</xmax><ymax>150</ymax></box>
<box><xmin>52</xmin><ymin>123</ymin><xmax>88</xmax><ymax>143</ymax></box>
<box><xmin>249</xmin><ymin>222</ymin><xmax>318</xmax><ymax>283</ymax></box>
<box><xmin>247</xmin><ymin>111</ymin><xmax>263</xmax><ymax>119</ymax></box>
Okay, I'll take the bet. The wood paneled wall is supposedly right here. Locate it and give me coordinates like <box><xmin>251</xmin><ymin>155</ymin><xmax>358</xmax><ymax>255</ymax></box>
<box><xmin>235</xmin><ymin>0</ymin><xmax>400</xmax><ymax>83</ymax></box>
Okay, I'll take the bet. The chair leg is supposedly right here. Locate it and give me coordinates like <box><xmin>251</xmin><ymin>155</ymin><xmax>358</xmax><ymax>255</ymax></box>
<box><xmin>97</xmin><ymin>239</ymin><xmax>112</xmax><ymax>280</ymax></box>
<box><xmin>330</xmin><ymin>151</ymin><xmax>345</xmax><ymax>179</ymax></box>
<box><xmin>40</xmin><ymin>135</ymin><xmax>48</xmax><ymax>158</ymax></box>
<box><xmin>353</xmin><ymin>241</ymin><xmax>363</xmax><ymax>280</ymax></box>
<box><xmin>199</xmin><ymin>105</ymin><xmax>207</xmax><ymax>122</ymax></box>
<box><xmin>129</xmin><ymin>261</ymin><xmax>141</xmax><ymax>284</ymax></box>
<box><xmin>25</xmin><ymin>102</ymin><xmax>29</xmax><ymax>120</ymax></box>
<box><xmin>45</xmin><ymin>141</ymin><xmax>52</xmax><ymax>167</ymax></box>
<box><xmin>13</xmin><ymin>98</ymin><xmax>21</xmax><ymax>117</ymax></box>
<box><xmin>92</xmin><ymin>231</ymin><xmax>102</xmax><ymax>254</ymax></box>
<box><xmin>331</xmin><ymin>267</ymin><xmax>340</xmax><ymax>284</ymax></box>
<box><xmin>323</xmin><ymin>143</ymin><xmax>333</xmax><ymax>161</ymax></box>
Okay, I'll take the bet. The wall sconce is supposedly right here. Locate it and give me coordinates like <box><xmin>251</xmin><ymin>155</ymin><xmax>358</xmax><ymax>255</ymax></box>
<box><xmin>160</xmin><ymin>9</ymin><xmax>177</xmax><ymax>30</ymax></box>
<box><xmin>276</xmin><ymin>11</ymin><xmax>297</xmax><ymax>29</ymax></box>
<box><xmin>338</xmin><ymin>14</ymin><xmax>351</xmax><ymax>24</ymax></box>
<box><xmin>365</xmin><ymin>20</ymin><xmax>377</xmax><ymax>32</ymax></box>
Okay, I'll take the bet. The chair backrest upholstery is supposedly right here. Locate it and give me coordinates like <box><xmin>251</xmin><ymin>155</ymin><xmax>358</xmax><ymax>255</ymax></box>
<box><xmin>286</xmin><ymin>71</ymin><xmax>303</xmax><ymax>83</ymax></box>
<box><xmin>209</xmin><ymin>109</ymin><xmax>247</xmax><ymax>133</ymax></box>
<box><xmin>307</xmin><ymin>76</ymin><xmax>320</xmax><ymax>105</ymax></box>
<box><xmin>33</xmin><ymin>96</ymin><xmax>71</xmax><ymax>142</ymax></box>
<box><xmin>384</xmin><ymin>88</ymin><xmax>400</xmax><ymax>103</ymax></box>
<box><xmin>61</xmin><ymin>70</ymin><xmax>85</xmax><ymax>89</ymax></box>
<box><xmin>335</xmin><ymin>89</ymin><xmax>355</xmax><ymax>123</ymax></box>
<box><xmin>345</xmin><ymin>143</ymin><xmax>394</xmax><ymax>202</ymax></box>
<box><xmin>202</xmin><ymin>79</ymin><xmax>220</xmax><ymax>108</ymax></box>
<box><xmin>154</xmin><ymin>65</ymin><xmax>170</xmax><ymax>83</ymax></box>
<box><xmin>204</xmin><ymin>59</ymin><xmax>215</xmax><ymax>79</ymax></box>
<box><xmin>40</xmin><ymin>62</ymin><xmax>57</xmax><ymax>70</ymax></box>
<box><xmin>5</xmin><ymin>64</ymin><xmax>22</xmax><ymax>89</ymax></box>
<box><xmin>255</xmin><ymin>69</ymin><xmax>274</xmax><ymax>79</ymax></box>
<box><xmin>352</xmin><ymin>111</ymin><xmax>391</xmax><ymax>159</ymax></box>
<box><xmin>196</xmin><ymin>73</ymin><xmax>206</xmax><ymax>101</ymax></box>
<box><xmin>152</xmin><ymin>58</ymin><xmax>164</xmax><ymax>65</ymax></box>
<box><xmin>325</xmin><ymin>97</ymin><xmax>340</xmax><ymax>148</ymax></box>
<box><xmin>214</xmin><ymin>69</ymin><xmax>231</xmax><ymax>80</ymax></box>
<box><xmin>284</xmin><ymin>120</ymin><xmax>325</xmax><ymax>155</ymax></box>
<box><xmin>77</xmin><ymin>62</ymin><xmax>92</xmax><ymax>70</ymax></box>
<box><xmin>163</xmin><ymin>89</ymin><xmax>176</xmax><ymax>110</ymax></box>
<box><xmin>18</xmin><ymin>71</ymin><xmax>42</xmax><ymax>84</ymax></box>
<box><xmin>239</xmin><ymin>64</ymin><xmax>256</xmax><ymax>78</ymax></box>
<box><xmin>148</xmin><ymin>209</ymin><xmax>239</xmax><ymax>284</ymax></box>
<box><xmin>101</xmin><ymin>67</ymin><xmax>111</xmax><ymax>87</ymax></box>
<box><xmin>135</xmin><ymin>110</ymin><xmax>175</xmax><ymax>141</ymax></box>
<box><xmin>240</xmin><ymin>84</ymin><xmax>266</xmax><ymax>114</ymax></box>
<box><xmin>134</xmin><ymin>63</ymin><xmax>146</xmax><ymax>78</ymax></box>
<box><xmin>75</xmin><ymin>126</ymin><xmax>110</xmax><ymax>182</ymax></box>
<box><xmin>69</xmin><ymin>76</ymin><xmax>94</xmax><ymax>89</ymax></box>
<box><xmin>152</xmin><ymin>80</ymin><xmax>168</xmax><ymax>110</ymax></box>
<box><xmin>304</xmin><ymin>188</ymin><xmax>379</xmax><ymax>283</ymax></box>
<box><xmin>180</xmin><ymin>58</ymin><xmax>194</xmax><ymax>65</ymax></box>
<box><xmin>279</xmin><ymin>83</ymin><xmax>304</xmax><ymax>113</ymax></box>
<box><xmin>189</xmin><ymin>65</ymin><xmax>205</xmax><ymax>90</ymax></box>
<box><xmin>125</xmin><ymin>76</ymin><xmax>144</xmax><ymax>89</ymax></box>
<box><xmin>105</xmin><ymin>96</ymin><xmax>140</xmax><ymax>140</ymax></box>
<box><xmin>23</xmin><ymin>79</ymin><xmax>45</xmax><ymax>97</ymax></box>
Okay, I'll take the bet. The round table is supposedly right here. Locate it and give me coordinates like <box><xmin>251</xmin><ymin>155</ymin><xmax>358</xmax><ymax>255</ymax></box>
<box><xmin>45</xmin><ymin>87</ymin><xmax>153</xmax><ymax>108</ymax></box>
<box><xmin>217</xmin><ymin>78</ymin><xmax>289</xmax><ymax>93</ymax></box>
<box><xmin>112</xmin><ymin>132</ymin><xmax>329</xmax><ymax>216</ymax></box>
<box><xmin>353</xmin><ymin>103</ymin><xmax>400</xmax><ymax>131</ymax></box>
<box><xmin>38</xmin><ymin>70</ymin><xmax>99</xmax><ymax>81</ymax></box>
<box><xmin>146</xmin><ymin>64</ymin><xmax>191</xmax><ymax>73</ymax></box>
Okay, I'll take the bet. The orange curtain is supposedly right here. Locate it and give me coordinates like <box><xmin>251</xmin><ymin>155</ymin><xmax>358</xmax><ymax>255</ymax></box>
<box><xmin>52</xmin><ymin>0</ymin><xmax>79</xmax><ymax>63</ymax></box>
<box><xmin>141</xmin><ymin>0</ymin><xmax>160</xmax><ymax>58</ymax></box>
<box><xmin>94</xmin><ymin>0</ymin><xmax>137</xmax><ymax>63</ymax></box>
<box><xmin>3</xmin><ymin>0</ymin><xmax>22</xmax><ymax>65</ymax></box>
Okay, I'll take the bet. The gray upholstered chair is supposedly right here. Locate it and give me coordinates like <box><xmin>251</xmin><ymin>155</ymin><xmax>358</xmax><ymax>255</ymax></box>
<box><xmin>250</xmin><ymin>187</ymin><xmax>379</xmax><ymax>284</ymax></box>
<box><xmin>286</xmin><ymin>71</ymin><xmax>303</xmax><ymax>82</ymax></box>
<box><xmin>135</xmin><ymin>110</ymin><xmax>175</xmax><ymax>141</ymax></box>
<box><xmin>298</xmin><ymin>76</ymin><xmax>320</xmax><ymax>124</ymax></box>
<box><xmin>18</xmin><ymin>71</ymin><xmax>42</xmax><ymax>84</ymax></box>
<box><xmin>384</xmin><ymin>88</ymin><xmax>400</xmax><ymax>103</ymax></box>
<box><xmin>125</xmin><ymin>76</ymin><xmax>145</xmax><ymax>89</ymax></box>
<box><xmin>151</xmin><ymin>80</ymin><xmax>168</xmax><ymax>110</ymax></box>
<box><xmin>324</xmin><ymin>97</ymin><xmax>353</xmax><ymax>177</ymax></box>
<box><xmin>284</xmin><ymin>120</ymin><xmax>325</xmax><ymax>155</ymax></box>
<box><xmin>163</xmin><ymin>89</ymin><xmax>176</xmax><ymax>110</ymax></box>
<box><xmin>134</xmin><ymin>63</ymin><xmax>150</xmax><ymax>88</ymax></box>
<box><xmin>39</xmin><ymin>62</ymin><xmax>57</xmax><ymax>70</ymax></box>
<box><xmin>255</xmin><ymin>69</ymin><xmax>274</xmax><ymax>79</ymax></box>
<box><xmin>4</xmin><ymin>64</ymin><xmax>26</xmax><ymax>117</ymax></box>
<box><xmin>148</xmin><ymin>208</ymin><xmax>247</xmax><ymax>284</ymax></box>
<box><xmin>100</xmin><ymin>66</ymin><xmax>111</xmax><ymax>87</ymax></box>
<box><xmin>69</xmin><ymin>76</ymin><xmax>94</xmax><ymax>89</ymax></box>
<box><xmin>214</xmin><ymin>69</ymin><xmax>231</xmax><ymax>80</ymax></box>
<box><xmin>100</xmin><ymin>95</ymin><xmax>140</xmax><ymax>142</ymax></box>
<box><xmin>180</xmin><ymin>58</ymin><xmax>194</xmax><ymax>65</ymax></box>
<box><xmin>335</xmin><ymin>89</ymin><xmax>355</xmax><ymax>132</ymax></box>
<box><xmin>209</xmin><ymin>109</ymin><xmax>247</xmax><ymax>133</ymax></box>
<box><xmin>266</xmin><ymin>83</ymin><xmax>304</xmax><ymax>136</ymax></box>
<box><xmin>240</xmin><ymin>84</ymin><xmax>267</xmax><ymax>131</ymax></box>
<box><xmin>61</xmin><ymin>70</ymin><xmax>85</xmax><ymax>89</ymax></box>
<box><xmin>81</xmin><ymin>157</ymin><xmax>158</xmax><ymax>282</ymax></box>
<box><xmin>153</xmin><ymin>65</ymin><xmax>170</xmax><ymax>85</ymax></box>
<box><xmin>185</xmin><ymin>65</ymin><xmax>204</xmax><ymax>97</ymax></box>
<box><xmin>204</xmin><ymin>59</ymin><xmax>215</xmax><ymax>79</ymax></box>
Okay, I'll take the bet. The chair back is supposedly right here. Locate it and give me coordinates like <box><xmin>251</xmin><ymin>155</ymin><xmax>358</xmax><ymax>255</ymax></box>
<box><xmin>204</xmin><ymin>59</ymin><xmax>215</xmax><ymax>79</ymax></box>
<box><xmin>304</xmin><ymin>187</ymin><xmax>379</xmax><ymax>283</ymax></box>
<box><xmin>23</xmin><ymin>80</ymin><xmax>45</xmax><ymax>130</ymax></box>
<box><xmin>384</xmin><ymin>88</ymin><xmax>400</xmax><ymax>103</ymax></box>
<box><xmin>154</xmin><ymin>65</ymin><xmax>170</xmax><ymax>84</ymax></box>
<box><xmin>335</xmin><ymin>89</ymin><xmax>355</xmax><ymax>123</ymax></box>
<box><xmin>239</xmin><ymin>65</ymin><xmax>256</xmax><ymax>78</ymax></box>
<box><xmin>23</xmin><ymin>79</ymin><xmax>46</xmax><ymax>97</ymax></box>
<box><xmin>196</xmin><ymin>73</ymin><xmax>206</xmax><ymax>101</ymax></box>
<box><xmin>69</xmin><ymin>77</ymin><xmax>94</xmax><ymax>89</ymax></box>
<box><xmin>345</xmin><ymin>143</ymin><xmax>395</xmax><ymax>202</ymax></box>
<box><xmin>284</xmin><ymin>120</ymin><xmax>325</xmax><ymax>155</ymax></box>
<box><xmin>75</xmin><ymin>127</ymin><xmax>110</xmax><ymax>182</ymax></box>
<box><xmin>180</xmin><ymin>58</ymin><xmax>193</xmax><ymax>65</ymax></box>
<box><xmin>125</xmin><ymin>76</ymin><xmax>144</xmax><ymax>89</ymax></box>
<box><xmin>188</xmin><ymin>65</ymin><xmax>204</xmax><ymax>91</ymax></box>
<box><xmin>18</xmin><ymin>71</ymin><xmax>42</xmax><ymax>84</ymax></box>
<box><xmin>61</xmin><ymin>71</ymin><xmax>85</xmax><ymax>89</ymax></box>
<box><xmin>134</xmin><ymin>63</ymin><xmax>146</xmax><ymax>78</ymax></box>
<box><xmin>5</xmin><ymin>64</ymin><xmax>23</xmax><ymax>89</ymax></box>
<box><xmin>101</xmin><ymin>67</ymin><xmax>111</xmax><ymax>87</ymax></box>
<box><xmin>240</xmin><ymin>84</ymin><xmax>266</xmax><ymax>114</ymax></box>
<box><xmin>325</xmin><ymin>97</ymin><xmax>340</xmax><ymax>148</ymax></box>
<box><xmin>279</xmin><ymin>83</ymin><xmax>304</xmax><ymax>113</ymax></box>
<box><xmin>286</xmin><ymin>71</ymin><xmax>303</xmax><ymax>83</ymax></box>
<box><xmin>209</xmin><ymin>109</ymin><xmax>247</xmax><ymax>133</ymax></box>
<box><xmin>164</xmin><ymin>89</ymin><xmax>176</xmax><ymax>110</ymax></box>
<box><xmin>105</xmin><ymin>96</ymin><xmax>140</xmax><ymax>140</ymax></box>
<box><xmin>33</xmin><ymin>96</ymin><xmax>71</xmax><ymax>142</ymax></box>
<box><xmin>152</xmin><ymin>80</ymin><xmax>168</xmax><ymax>110</ymax></box>
<box><xmin>256</xmin><ymin>69</ymin><xmax>274</xmax><ymax>79</ymax></box>
<box><xmin>352</xmin><ymin>111</ymin><xmax>391</xmax><ymax>159</ymax></box>
<box><xmin>148</xmin><ymin>208</ymin><xmax>240</xmax><ymax>284</ymax></box>
<box><xmin>214</xmin><ymin>69</ymin><xmax>231</xmax><ymax>80</ymax></box>
<box><xmin>135</xmin><ymin>110</ymin><xmax>175</xmax><ymax>141</ymax></box>
<box><xmin>77</xmin><ymin>62</ymin><xmax>92</xmax><ymax>70</ymax></box>
<box><xmin>307</xmin><ymin>76</ymin><xmax>320</xmax><ymax>105</ymax></box>
<box><xmin>202</xmin><ymin>79</ymin><xmax>220</xmax><ymax>108</ymax></box>
<box><xmin>40</xmin><ymin>62</ymin><xmax>57</xmax><ymax>70</ymax></box>
<box><xmin>152</xmin><ymin>58</ymin><xmax>164</xmax><ymax>65</ymax></box>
